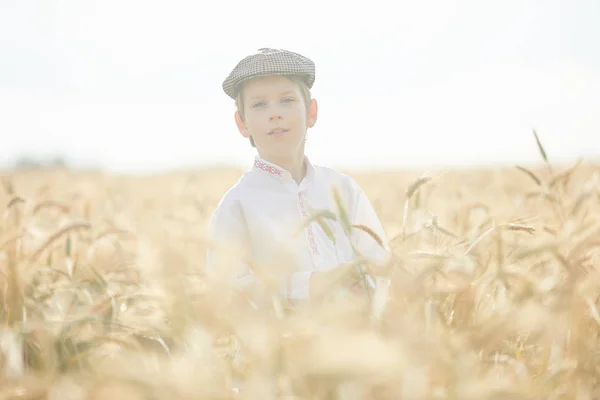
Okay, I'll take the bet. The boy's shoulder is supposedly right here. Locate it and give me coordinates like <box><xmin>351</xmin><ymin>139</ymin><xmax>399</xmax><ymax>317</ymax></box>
<box><xmin>211</xmin><ymin>172</ymin><xmax>253</xmax><ymax>212</ymax></box>
<box><xmin>313</xmin><ymin>164</ymin><xmax>362</xmax><ymax>192</ymax></box>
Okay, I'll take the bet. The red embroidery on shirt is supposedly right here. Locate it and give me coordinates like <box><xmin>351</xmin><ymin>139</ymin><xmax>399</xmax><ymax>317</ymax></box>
<box><xmin>298</xmin><ymin>192</ymin><xmax>319</xmax><ymax>255</ymax></box>
<box><xmin>254</xmin><ymin>159</ymin><xmax>283</xmax><ymax>176</ymax></box>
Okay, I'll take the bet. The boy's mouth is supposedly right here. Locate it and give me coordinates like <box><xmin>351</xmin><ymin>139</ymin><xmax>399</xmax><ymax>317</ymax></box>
<box><xmin>268</xmin><ymin>128</ymin><xmax>289</xmax><ymax>136</ymax></box>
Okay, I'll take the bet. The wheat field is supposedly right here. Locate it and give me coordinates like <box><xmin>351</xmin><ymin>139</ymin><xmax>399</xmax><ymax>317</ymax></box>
<box><xmin>1</xmin><ymin>146</ymin><xmax>600</xmax><ymax>399</ymax></box>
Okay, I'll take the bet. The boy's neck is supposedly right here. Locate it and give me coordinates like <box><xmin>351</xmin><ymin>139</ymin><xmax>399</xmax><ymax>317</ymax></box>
<box><xmin>260</xmin><ymin>153</ymin><xmax>307</xmax><ymax>185</ymax></box>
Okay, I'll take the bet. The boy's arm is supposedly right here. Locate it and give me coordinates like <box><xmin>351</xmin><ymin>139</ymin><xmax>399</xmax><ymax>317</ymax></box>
<box><xmin>286</xmin><ymin>271</ymin><xmax>314</xmax><ymax>300</ymax></box>
<box><xmin>348</xmin><ymin>178</ymin><xmax>389</xmax><ymax>265</ymax></box>
<box><xmin>345</xmin><ymin>177</ymin><xmax>391</xmax><ymax>294</ymax></box>
<box><xmin>205</xmin><ymin>199</ymin><xmax>258</xmax><ymax>291</ymax></box>
<box><xmin>206</xmin><ymin>198</ymin><xmax>318</xmax><ymax>302</ymax></box>
<box><xmin>306</xmin><ymin>177</ymin><xmax>391</xmax><ymax>301</ymax></box>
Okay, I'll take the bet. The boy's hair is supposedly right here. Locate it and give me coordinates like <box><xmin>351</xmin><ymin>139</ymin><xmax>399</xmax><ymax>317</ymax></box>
<box><xmin>235</xmin><ymin>75</ymin><xmax>313</xmax><ymax>147</ymax></box>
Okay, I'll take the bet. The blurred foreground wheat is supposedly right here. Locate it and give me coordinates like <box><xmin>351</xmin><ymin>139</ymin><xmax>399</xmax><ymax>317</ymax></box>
<box><xmin>1</xmin><ymin>144</ymin><xmax>600</xmax><ymax>399</ymax></box>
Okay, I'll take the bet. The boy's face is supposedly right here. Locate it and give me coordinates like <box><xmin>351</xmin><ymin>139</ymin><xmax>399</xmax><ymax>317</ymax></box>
<box><xmin>235</xmin><ymin>75</ymin><xmax>317</xmax><ymax>160</ymax></box>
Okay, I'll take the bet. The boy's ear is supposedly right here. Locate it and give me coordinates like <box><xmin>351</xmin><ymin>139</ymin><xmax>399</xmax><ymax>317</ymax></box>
<box><xmin>307</xmin><ymin>99</ymin><xmax>318</xmax><ymax>128</ymax></box>
<box><xmin>235</xmin><ymin>111</ymin><xmax>251</xmax><ymax>139</ymax></box>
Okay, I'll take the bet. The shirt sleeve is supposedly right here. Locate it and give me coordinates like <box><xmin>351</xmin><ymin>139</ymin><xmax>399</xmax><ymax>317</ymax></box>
<box><xmin>348</xmin><ymin>177</ymin><xmax>389</xmax><ymax>265</ymax></box>
<box><xmin>205</xmin><ymin>197</ymin><xmax>257</xmax><ymax>290</ymax></box>
<box><xmin>348</xmin><ymin>179</ymin><xmax>391</xmax><ymax>291</ymax></box>
<box><xmin>205</xmin><ymin>195</ymin><xmax>314</xmax><ymax>302</ymax></box>
<box><xmin>286</xmin><ymin>270</ymin><xmax>314</xmax><ymax>300</ymax></box>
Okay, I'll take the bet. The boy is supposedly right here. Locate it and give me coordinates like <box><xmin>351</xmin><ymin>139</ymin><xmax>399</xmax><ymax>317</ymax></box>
<box><xmin>205</xmin><ymin>48</ymin><xmax>388</xmax><ymax>307</ymax></box>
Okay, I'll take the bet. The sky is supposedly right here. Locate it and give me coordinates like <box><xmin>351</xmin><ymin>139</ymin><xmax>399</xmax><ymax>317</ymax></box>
<box><xmin>1</xmin><ymin>0</ymin><xmax>599</xmax><ymax>173</ymax></box>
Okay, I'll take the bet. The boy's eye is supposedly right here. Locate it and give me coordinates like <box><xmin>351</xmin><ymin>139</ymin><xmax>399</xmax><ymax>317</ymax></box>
<box><xmin>251</xmin><ymin>102</ymin><xmax>265</xmax><ymax>108</ymax></box>
<box><xmin>282</xmin><ymin>97</ymin><xmax>295</xmax><ymax>103</ymax></box>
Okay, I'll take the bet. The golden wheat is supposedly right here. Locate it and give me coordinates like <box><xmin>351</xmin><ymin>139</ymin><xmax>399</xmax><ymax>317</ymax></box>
<box><xmin>0</xmin><ymin>150</ymin><xmax>599</xmax><ymax>399</ymax></box>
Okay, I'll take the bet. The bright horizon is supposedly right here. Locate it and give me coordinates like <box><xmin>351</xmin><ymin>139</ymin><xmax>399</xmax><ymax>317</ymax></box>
<box><xmin>1</xmin><ymin>0</ymin><xmax>599</xmax><ymax>173</ymax></box>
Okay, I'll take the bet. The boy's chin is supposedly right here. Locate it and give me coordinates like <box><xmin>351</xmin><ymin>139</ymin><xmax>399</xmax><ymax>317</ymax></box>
<box><xmin>258</xmin><ymin>143</ymin><xmax>304</xmax><ymax>157</ymax></box>
<box><xmin>257</xmin><ymin>137</ymin><xmax>301</xmax><ymax>149</ymax></box>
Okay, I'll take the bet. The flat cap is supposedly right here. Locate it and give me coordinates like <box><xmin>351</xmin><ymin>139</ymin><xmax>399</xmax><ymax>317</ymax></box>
<box><xmin>222</xmin><ymin>48</ymin><xmax>316</xmax><ymax>99</ymax></box>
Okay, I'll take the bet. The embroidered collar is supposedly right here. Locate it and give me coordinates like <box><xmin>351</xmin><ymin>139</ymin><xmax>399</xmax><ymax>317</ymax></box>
<box><xmin>253</xmin><ymin>157</ymin><xmax>286</xmax><ymax>178</ymax></box>
<box><xmin>252</xmin><ymin>156</ymin><xmax>315</xmax><ymax>186</ymax></box>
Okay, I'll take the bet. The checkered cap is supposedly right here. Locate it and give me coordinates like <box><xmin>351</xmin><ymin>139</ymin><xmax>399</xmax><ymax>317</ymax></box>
<box><xmin>222</xmin><ymin>48</ymin><xmax>316</xmax><ymax>99</ymax></box>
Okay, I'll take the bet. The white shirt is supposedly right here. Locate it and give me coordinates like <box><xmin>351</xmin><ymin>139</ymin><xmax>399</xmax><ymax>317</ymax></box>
<box><xmin>205</xmin><ymin>155</ymin><xmax>389</xmax><ymax>301</ymax></box>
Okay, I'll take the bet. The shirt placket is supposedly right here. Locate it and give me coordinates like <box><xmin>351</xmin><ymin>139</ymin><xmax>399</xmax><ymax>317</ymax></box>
<box><xmin>297</xmin><ymin>190</ymin><xmax>326</xmax><ymax>270</ymax></box>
